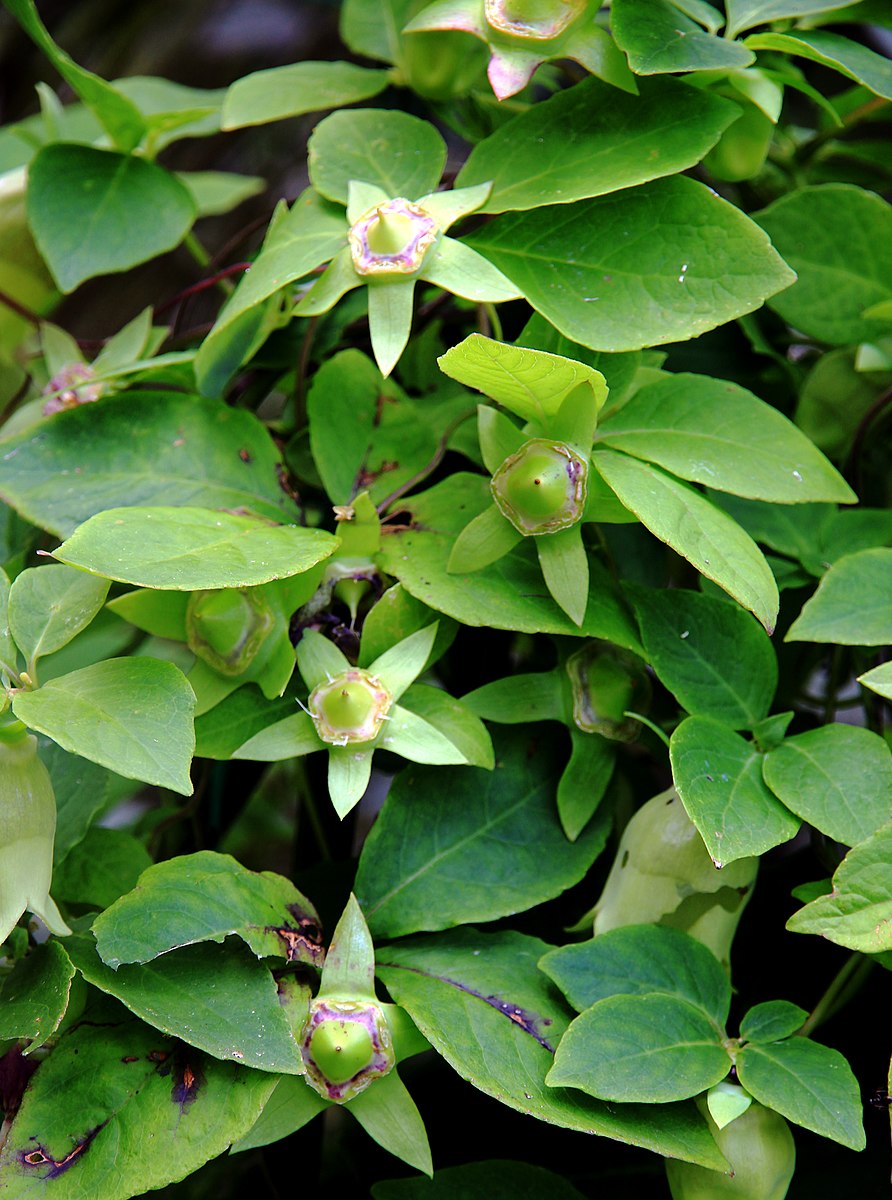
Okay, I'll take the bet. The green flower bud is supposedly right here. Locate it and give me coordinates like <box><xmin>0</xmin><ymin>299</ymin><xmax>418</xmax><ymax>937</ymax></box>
<box><xmin>308</xmin><ymin>669</ymin><xmax>393</xmax><ymax>746</ymax></box>
<box><xmin>299</xmin><ymin>997</ymin><xmax>394</xmax><ymax>1102</ymax></box>
<box><xmin>666</xmin><ymin>1099</ymin><xmax>795</xmax><ymax>1199</ymax></box>
<box><xmin>186</xmin><ymin>588</ymin><xmax>274</xmax><ymax>676</ymax></box>
<box><xmin>0</xmin><ymin>726</ymin><xmax>70</xmax><ymax>945</ymax></box>
<box><xmin>348</xmin><ymin>198</ymin><xmax>438</xmax><ymax>277</ymax></box>
<box><xmin>491</xmin><ymin>439</ymin><xmax>588</xmax><ymax>535</ymax></box>
<box><xmin>566</xmin><ymin>640</ymin><xmax>650</xmax><ymax>742</ymax></box>
<box><xmin>484</xmin><ymin>0</ymin><xmax>586</xmax><ymax>38</ymax></box>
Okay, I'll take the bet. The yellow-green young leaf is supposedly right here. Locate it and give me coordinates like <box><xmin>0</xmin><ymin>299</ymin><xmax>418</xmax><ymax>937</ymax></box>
<box><xmin>670</xmin><ymin>716</ymin><xmax>800</xmax><ymax>866</ymax></box>
<box><xmin>8</xmin><ymin>564</ymin><xmax>109</xmax><ymax>665</ymax></box>
<box><xmin>53</xmin><ymin>506</ymin><xmax>337</xmax><ymax>590</ymax></box>
<box><xmin>438</xmin><ymin>334</ymin><xmax>607</xmax><ymax>424</ymax></box>
<box><xmin>222</xmin><ymin>61</ymin><xmax>390</xmax><ymax>129</ymax></box>
<box><xmin>0</xmin><ymin>1020</ymin><xmax>277</xmax><ymax>1199</ymax></box>
<box><xmin>468</xmin><ymin>177</ymin><xmax>794</xmax><ymax>353</ymax></box>
<box><xmin>457</xmin><ymin>76</ymin><xmax>739</xmax><ymax>213</ymax></box>
<box><xmin>594</xmin><ymin>450</ymin><xmax>779</xmax><ymax>633</ymax></box>
<box><xmin>597</xmin><ymin>373</ymin><xmax>855</xmax><ymax>503</ymax></box>
<box><xmin>786</xmin><ymin>821</ymin><xmax>892</xmax><ymax>954</ymax></box>
<box><xmin>13</xmin><ymin>657</ymin><xmax>196</xmax><ymax>796</ymax></box>
<box><xmin>28</xmin><ymin>145</ymin><xmax>195</xmax><ymax>293</ymax></box>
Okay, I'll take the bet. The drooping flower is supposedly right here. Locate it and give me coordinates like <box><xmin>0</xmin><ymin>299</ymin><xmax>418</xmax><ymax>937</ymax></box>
<box><xmin>295</xmin><ymin>180</ymin><xmax>520</xmax><ymax>377</ymax></box>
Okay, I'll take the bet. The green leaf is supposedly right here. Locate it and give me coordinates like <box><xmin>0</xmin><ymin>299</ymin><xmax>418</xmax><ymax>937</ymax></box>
<box><xmin>448</xmin><ymin>504</ymin><xmax>523</xmax><ymax>573</ymax></box>
<box><xmin>42</xmin><ymin>738</ymin><xmax>116</xmax><ymax>862</ymax></box>
<box><xmin>193</xmin><ymin>685</ymin><xmax>296</xmax><ymax>759</ymax></box>
<box><xmin>756</xmin><ymin>185</ymin><xmax>892</xmax><ymax>345</ymax></box>
<box><xmin>349</xmin><ymin>1069</ymin><xmax>433</xmax><ymax>1176</ymax></box>
<box><xmin>547</xmin><ymin>993</ymin><xmax>730</xmax><ymax>1103</ymax></box>
<box><xmin>28</xmin><ymin>144</ymin><xmax>195</xmax><ymax>293</ymax></box>
<box><xmin>53</xmin><ymin>828</ymin><xmax>152</xmax><ymax>909</ymax></box>
<box><xmin>376</xmin><ymin>475</ymin><xmax>643</xmax><ymax>651</ymax></box>
<box><xmin>222</xmin><ymin>61</ymin><xmax>390</xmax><ymax>129</ymax></box>
<box><xmin>463</xmin><ymin>670</ymin><xmax>565</xmax><ymax>726</ymax></box>
<box><xmin>7</xmin><ymin>563</ymin><xmax>109</xmax><ymax>666</ymax></box>
<box><xmin>558</xmin><ymin>728</ymin><xmax>616</xmax><ymax>842</ymax></box>
<box><xmin>859</xmin><ymin>661</ymin><xmax>892</xmax><ymax>701</ymax></box>
<box><xmin>107</xmin><ymin>588</ymin><xmax>189</xmax><ymax>640</ymax></box>
<box><xmin>93</xmin><ymin>850</ymin><xmax>322</xmax><ymax>969</ymax></box>
<box><xmin>206</xmin><ymin>187</ymin><xmax>346</xmax><ymax>345</ymax></box>
<box><xmin>736</xmin><ymin>1037</ymin><xmax>865</xmax><ymax>1149</ymax></box>
<box><xmin>0</xmin><ymin>1019</ymin><xmax>276</xmax><ymax>1198</ymax></box>
<box><xmin>355</xmin><ymin>729</ymin><xmax>609</xmax><ymax>939</ymax></box>
<box><xmin>359</xmin><ymin>584</ymin><xmax>456</xmax><ymax>669</ymax></box>
<box><xmin>597</xmin><ymin>372</ymin><xmax>855</xmax><ymax>503</ymax></box>
<box><xmin>0</xmin><ymin>566</ymin><xmax>14</xmax><ymax>673</ymax></box>
<box><xmin>308</xmin><ymin>109</ymin><xmax>446</xmax><ymax>206</ymax></box>
<box><xmin>376</xmin><ymin>929</ymin><xmax>726</xmax><ymax>1168</ymax></box>
<box><xmin>541</xmin><ymin>925</ymin><xmax>731</xmax><ymax>1023</ymax></box>
<box><xmin>540</xmin><ymin>916</ymin><xmax>729</xmax><ymax>1022</ymax></box>
<box><xmin>786</xmin><ymin>821</ymin><xmax>892</xmax><ymax>953</ymax></box>
<box><xmin>3</xmin><ymin>0</ymin><xmax>146</xmax><ymax>150</ymax></box>
<box><xmin>179</xmin><ymin>170</ymin><xmax>266</xmax><ymax>217</ymax></box>
<box><xmin>0</xmin><ymin>940</ymin><xmax>75</xmax><ymax>1049</ymax></box>
<box><xmin>763</xmin><ymin>725</ymin><xmax>892</xmax><ymax>846</ymax></box>
<box><xmin>231</xmin><ymin>711</ymin><xmax>321</xmax><ymax>762</ymax></box>
<box><xmin>307</xmin><ymin>349</ymin><xmax>381</xmax><ymax>504</ymax></box>
<box><xmin>786</xmin><ymin>548</ymin><xmax>892</xmax><ymax>645</ymax></box>
<box><xmin>631</xmin><ymin>585</ymin><xmax>777</xmax><ymax>729</ymax></box>
<box><xmin>54</xmin><ymin>506</ymin><xmax>336</xmax><ymax>590</ymax></box>
<box><xmin>383</xmin><ymin>703</ymin><xmax>470</xmax><ymax>764</ymax></box>
<box><xmin>0</xmin><ymin>390</ymin><xmax>302</xmax><ymax>537</ymax></box>
<box><xmin>467</xmin><ymin>177</ymin><xmax>795</xmax><ymax>352</ymax></box>
<box><xmin>401</xmin><ymin>683</ymin><xmax>495</xmax><ymax>770</ymax></box>
<box><xmin>13</xmin><ymin>657</ymin><xmax>196</xmax><ymax>795</ymax></box>
<box><xmin>437</xmin><ymin>334</ymin><xmax>608</xmax><ymax>424</ymax></box>
<box><xmin>594</xmin><ymin>450</ymin><xmax>779</xmax><ymax>632</ymax></box>
<box><xmin>727</xmin><ymin>0</ymin><xmax>852</xmax><ymax>37</ymax></box>
<box><xmin>66</xmin><ymin>936</ymin><xmax>304</xmax><ymax>1073</ymax></box>
<box><xmin>670</xmin><ymin>716</ymin><xmax>801</xmax><ymax>866</ymax></box>
<box><xmin>745</xmin><ymin>30</ymin><xmax>892</xmax><ymax>99</ymax></box>
<box><xmin>739</xmin><ymin>1000</ymin><xmax>808</xmax><ymax>1043</ymax></box>
<box><xmin>457</xmin><ymin>76</ymin><xmax>737</xmax><ymax>212</ymax></box>
<box><xmin>612</xmin><ymin>0</ymin><xmax>755</xmax><ymax>73</ymax></box>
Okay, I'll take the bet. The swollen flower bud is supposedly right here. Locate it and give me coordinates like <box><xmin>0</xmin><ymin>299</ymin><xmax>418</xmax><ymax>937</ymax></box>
<box><xmin>491</xmin><ymin>439</ymin><xmax>588</xmax><ymax>535</ymax></box>
<box><xmin>299</xmin><ymin>997</ymin><xmax>394</xmax><ymax>1102</ymax></box>
<box><xmin>566</xmin><ymin>640</ymin><xmax>650</xmax><ymax>742</ymax></box>
<box><xmin>308</xmin><ymin>669</ymin><xmax>392</xmax><ymax>746</ymax></box>
<box><xmin>484</xmin><ymin>0</ymin><xmax>586</xmax><ymax>38</ymax></box>
<box><xmin>666</xmin><ymin>1099</ymin><xmax>796</xmax><ymax>1199</ymax></box>
<box><xmin>349</xmin><ymin>198</ymin><xmax>438</xmax><ymax>276</ymax></box>
<box><xmin>186</xmin><ymin>588</ymin><xmax>274</xmax><ymax>676</ymax></box>
<box><xmin>42</xmin><ymin>363</ymin><xmax>102</xmax><ymax>415</ymax></box>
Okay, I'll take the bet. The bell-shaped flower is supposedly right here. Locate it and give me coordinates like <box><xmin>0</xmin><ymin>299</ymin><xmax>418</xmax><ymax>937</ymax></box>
<box><xmin>0</xmin><ymin>724</ymin><xmax>70</xmax><ymax>947</ymax></box>
<box><xmin>404</xmin><ymin>0</ymin><xmax>634</xmax><ymax>100</ymax></box>
<box><xmin>233</xmin><ymin>623</ymin><xmax>487</xmax><ymax>818</ymax></box>
<box><xmin>294</xmin><ymin>180</ymin><xmax>521</xmax><ymax>377</ymax></box>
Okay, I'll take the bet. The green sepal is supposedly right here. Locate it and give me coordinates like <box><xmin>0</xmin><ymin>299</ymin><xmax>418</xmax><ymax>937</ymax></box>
<box><xmin>368</xmin><ymin>623</ymin><xmax>438</xmax><ymax>701</ymax></box>
<box><xmin>478</xmin><ymin>405</ymin><xmax>527</xmax><ymax>475</ymax></box>
<box><xmin>537</xmin><ymin>525</ymin><xmax>589</xmax><ymax>626</ymax></box>
<box><xmin>418</xmin><ymin>181</ymin><xmax>492</xmax><ymax>232</ymax></box>
<box><xmin>232</xmin><ymin>711</ymin><xmax>321</xmax><ymax>761</ymax></box>
<box><xmin>367</xmin><ymin>278</ymin><xmax>416</xmax><ymax>377</ymax></box>
<box><xmin>295</xmin><ymin>246</ymin><xmax>362</xmax><ymax>317</ymax></box>
<box><xmin>557</xmin><ymin>727</ymin><xmax>616</xmax><ymax>841</ymax></box>
<box><xmin>333</xmin><ymin>491</ymin><xmax>381</xmax><ymax>558</ymax></box>
<box><xmin>447</xmin><ymin>504</ymin><xmax>523</xmax><ymax>573</ymax></box>
<box><xmin>463</xmin><ymin>670</ymin><xmax>565</xmax><ymax>725</ymax></box>
<box><xmin>549</xmin><ymin>380</ymin><xmax>601</xmax><ymax>450</ymax></box>
<box><xmin>346</xmin><ymin>180</ymin><xmax>391</xmax><ymax>224</ymax></box>
<box><xmin>348</xmin><ymin>1067</ymin><xmax>433</xmax><ymax>1176</ymax></box>
<box><xmin>382</xmin><ymin>704</ymin><xmax>470</xmax><ymax>765</ymax></box>
<box><xmin>706</xmin><ymin>1080</ymin><xmax>753</xmax><ymax>1130</ymax></box>
<box><xmin>319</xmin><ymin>893</ymin><xmax>376</xmax><ymax>1000</ymax></box>
<box><xmin>422</xmin><ymin>237</ymin><xmax>521</xmax><ymax>303</ymax></box>
<box><xmin>296</xmin><ymin>628</ymin><xmax>352</xmax><ymax>690</ymax></box>
<box><xmin>328</xmin><ymin>745</ymin><xmax>374</xmax><ymax>818</ymax></box>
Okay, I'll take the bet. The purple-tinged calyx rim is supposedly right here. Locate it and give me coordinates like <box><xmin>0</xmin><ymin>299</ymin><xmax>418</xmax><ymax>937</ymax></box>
<box><xmin>491</xmin><ymin>438</ymin><xmax>589</xmax><ymax>535</ymax></box>
<box><xmin>300</xmin><ymin>997</ymin><xmax>394</xmax><ymax>1103</ymax></box>
<box><xmin>348</xmin><ymin>197</ymin><xmax>438</xmax><ymax>276</ymax></box>
<box><xmin>484</xmin><ymin>0</ymin><xmax>586</xmax><ymax>39</ymax></box>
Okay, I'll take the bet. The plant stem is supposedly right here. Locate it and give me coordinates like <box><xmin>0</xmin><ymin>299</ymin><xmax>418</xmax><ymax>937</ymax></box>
<box><xmin>798</xmin><ymin>953</ymin><xmax>873</xmax><ymax>1038</ymax></box>
<box><xmin>182</xmin><ymin>233</ymin><xmax>235</xmax><ymax>298</ymax></box>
